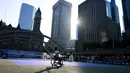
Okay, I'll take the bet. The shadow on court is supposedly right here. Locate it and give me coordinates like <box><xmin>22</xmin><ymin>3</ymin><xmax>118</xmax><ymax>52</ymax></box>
<box><xmin>35</xmin><ymin>66</ymin><xmax>59</xmax><ymax>73</ymax></box>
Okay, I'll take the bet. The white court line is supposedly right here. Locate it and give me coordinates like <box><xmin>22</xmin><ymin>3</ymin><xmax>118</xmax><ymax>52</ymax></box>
<box><xmin>10</xmin><ymin>60</ymin><xmax>20</xmax><ymax>66</ymax></box>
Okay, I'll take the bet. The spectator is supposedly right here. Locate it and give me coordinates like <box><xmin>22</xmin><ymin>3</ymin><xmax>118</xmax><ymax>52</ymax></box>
<box><xmin>43</xmin><ymin>53</ymin><xmax>47</xmax><ymax>59</ymax></box>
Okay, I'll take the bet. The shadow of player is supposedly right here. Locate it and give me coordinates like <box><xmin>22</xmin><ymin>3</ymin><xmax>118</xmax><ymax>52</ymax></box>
<box><xmin>35</xmin><ymin>66</ymin><xmax>59</xmax><ymax>73</ymax></box>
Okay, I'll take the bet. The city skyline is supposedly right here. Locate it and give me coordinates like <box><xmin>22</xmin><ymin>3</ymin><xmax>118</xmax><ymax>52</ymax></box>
<box><xmin>0</xmin><ymin>0</ymin><xmax>123</xmax><ymax>41</ymax></box>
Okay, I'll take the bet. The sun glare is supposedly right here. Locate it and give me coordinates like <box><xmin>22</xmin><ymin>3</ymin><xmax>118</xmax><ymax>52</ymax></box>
<box><xmin>71</xmin><ymin>18</ymin><xmax>79</xmax><ymax>39</ymax></box>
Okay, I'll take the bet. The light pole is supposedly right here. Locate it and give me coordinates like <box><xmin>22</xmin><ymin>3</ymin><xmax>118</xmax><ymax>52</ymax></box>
<box><xmin>113</xmin><ymin>40</ymin><xmax>115</xmax><ymax>48</ymax></box>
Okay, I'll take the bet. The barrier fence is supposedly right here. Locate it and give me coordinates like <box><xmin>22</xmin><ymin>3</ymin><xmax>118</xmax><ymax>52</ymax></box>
<box><xmin>1</xmin><ymin>49</ymin><xmax>130</xmax><ymax>66</ymax></box>
<box><xmin>0</xmin><ymin>49</ymin><xmax>44</xmax><ymax>58</ymax></box>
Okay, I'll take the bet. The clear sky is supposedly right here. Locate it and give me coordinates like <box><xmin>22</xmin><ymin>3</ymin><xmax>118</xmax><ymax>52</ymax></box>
<box><xmin>0</xmin><ymin>0</ymin><xmax>124</xmax><ymax>41</ymax></box>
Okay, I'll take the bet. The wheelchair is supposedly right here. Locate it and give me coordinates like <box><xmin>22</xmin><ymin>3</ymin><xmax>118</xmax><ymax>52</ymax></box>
<box><xmin>50</xmin><ymin>55</ymin><xmax>63</xmax><ymax>68</ymax></box>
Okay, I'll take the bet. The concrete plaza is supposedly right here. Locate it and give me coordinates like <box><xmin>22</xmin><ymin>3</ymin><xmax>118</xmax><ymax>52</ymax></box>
<box><xmin>0</xmin><ymin>59</ymin><xmax>130</xmax><ymax>73</ymax></box>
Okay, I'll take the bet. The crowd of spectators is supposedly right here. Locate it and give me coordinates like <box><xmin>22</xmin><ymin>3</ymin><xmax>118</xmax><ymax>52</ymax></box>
<box><xmin>74</xmin><ymin>55</ymin><xmax>130</xmax><ymax>66</ymax></box>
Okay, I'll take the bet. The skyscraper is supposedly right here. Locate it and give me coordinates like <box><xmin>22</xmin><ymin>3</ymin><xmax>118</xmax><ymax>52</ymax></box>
<box><xmin>111</xmin><ymin>0</ymin><xmax>120</xmax><ymax>24</ymax></box>
<box><xmin>18</xmin><ymin>3</ymin><xmax>37</xmax><ymax>30</ymax></box>
<box><xmin>51</xmin><ymin>0</ymin><xmax>72</xmax><ymax>50</ymax></box>
<box><xmin>105</xmin><ymin>0</ymin><xmax>121</xmax><ymax>40</ymax></box>
<box><xmin>122</xmin><ymin>0</ymin><xmax>130</xmax><ymax>36</ymax></box>
<box><xmin>105</xmin><ymin>1</ymin><xmax>112</xmax><ymax>18</ymax></box>
<box><xmin>110</xmin><ymin>0</ymin><xmax>121</xmax><ymax>39</ymax></box>
<box><xmin>77</xmin><ymin>0</ymin><xmax>119</xmax><ymax>52</ymax></box>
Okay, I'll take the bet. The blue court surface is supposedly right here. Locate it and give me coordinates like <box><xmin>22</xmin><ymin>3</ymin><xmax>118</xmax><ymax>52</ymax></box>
<box><xmin>0</xmin><ymin>59</ymin><xmax>129</xmax><ymax>73</ymax></box>
<box><xmin>10</xmin><ymin>59</ymin><xmax>115</xmax><ymax>67</ymax></box>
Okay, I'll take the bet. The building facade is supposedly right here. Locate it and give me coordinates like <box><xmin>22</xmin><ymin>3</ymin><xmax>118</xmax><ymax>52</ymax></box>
<box><xmin>18</xmin><ymin>3</ymin><xmax>37</xmax><ymax>30</ymax></box>
<box><xmin>0</xmin><ymin>8</ymin><xmax>44</xmax><ymax>52</ymax></box>
<box><xmin>0</xmin><ymin>21</ymin><xmax>44</xmax><ymax>52</ymax></box>
<box><xmin>110</xmin><ymin>0</ymin><xmax>121</xmax><ymax>40</ymax></box>
<box><xmin>105</xmin><ymin>0</ymin><xmax>121</xmax><ymax>40</ymax></box>
<box><xmin>111</xmin><ymin>0</ymin><xmax>120</xmax><ymax>23</ymax></box>
<box><xmin>105</xmin><ymin>1</ymin><xmax>112</xmax><ymax>18</ymax></box>
<box><xmin>51</xmin><ymin>0</ymin><xmax>72</xmax><ymax>50</ymax></box>
<box><xmin>77</xmin><ymin>0</ymin><xmax>119</xmax><ymax>53</ymax></box>
<box><xmin>122</xmin><ymin>0</ymin><xmax>130</xmax><ymax>36</ymax></box>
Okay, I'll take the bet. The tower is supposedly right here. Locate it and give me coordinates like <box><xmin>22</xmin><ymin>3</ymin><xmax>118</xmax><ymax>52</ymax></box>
<box><xmin>33</xmin><ymin>8</ymin><xmax>41</xmax><ymax>32</ymax></box>
<box><xmin>51</xmin><ymin>0</ymin><xmax>72</xmax><ymax>50</ymax></box>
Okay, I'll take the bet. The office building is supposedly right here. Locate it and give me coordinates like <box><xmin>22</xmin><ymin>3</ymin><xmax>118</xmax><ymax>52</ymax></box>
<box><xmin>110</xmin><ymin>0</ymin><xmax>121</xmax><ymax>40</ymax></box>
<box><xmin>51</xmin><ymin>0</ymin><xmax>72</xmax><ymax>50</ymax></box>
<box><xmin>77</xmin><ymin>0</ymin><xmax>119</xmax><ymax>53</ymax></box>
<box><xmin>122</xmin><ymin>0</ymin><xmax>130</xmax><ymax>36</ymax></box>
<box><xmin>105</xmin><ymin>1</ymin><xmax>112</xmax><ymax>18</ymax></box>
<box><xmin>105</xmin><ymin>0</ymin><xmax>120</xmax><ymax>23</ymax></box>
<box><xmin>111</xmin><ymin>0</ymin><xmax>120</xmax><ymax>23</ymax></box>
<box><xmin>18</xmin><ymin>3</ymin><xmax>37</xmax><ymax>30</ymax></box>
<box><xmin>105</xmin><ymin>0</ymin><xmax>121</xmax><ymax>40</ymax></box>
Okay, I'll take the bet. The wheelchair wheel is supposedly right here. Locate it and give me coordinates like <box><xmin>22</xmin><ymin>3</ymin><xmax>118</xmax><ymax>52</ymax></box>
<box><xmin>51</xmin><ymin>58</ymin><xmax>55</xmax><ymax>66</ymax></box>
<box><xmin>57</xmin><ymin>59</ymin><xmax>63</xmax><ymax>68</ymax></box>
<box><xmin>51</xmin><ymin>58</ymin><xmax>63</xmax><ymax>68</ymax></box>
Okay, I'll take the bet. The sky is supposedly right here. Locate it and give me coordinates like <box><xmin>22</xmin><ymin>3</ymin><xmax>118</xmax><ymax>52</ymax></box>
<box><xmin>0</xmin><ymin>0</ymin><xmax>124</xmax><ymax>41</ymax></box>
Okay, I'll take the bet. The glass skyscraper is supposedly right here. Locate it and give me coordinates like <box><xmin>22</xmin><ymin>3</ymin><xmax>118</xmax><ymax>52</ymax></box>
<box><xmin>18</xmin><ymin>3</ymin><xmax>37</xmax><ymax>30</ymax></box>
<box><xmin>105</xmin><ymin>0</ymin><xmax>120</xmax><ymax>23</ymax></box>
<box><xmin>105</xmin><ymin>1</ymin><xmax>112</xmax><ymax>18</ymax></box>
<box><xmin>111</xmin><ymin>0</ymin><xmax>120</xmax><ymax>24</ymax></box>
<box><xmin>111</xmin><ymin>0</ymin><xmax>121</xmax><ymax>40</ymax></box>
<box><xmin>105</xmin><ymin>0</ymin><xmax>121</xmax><ymax>40</ymax></box>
